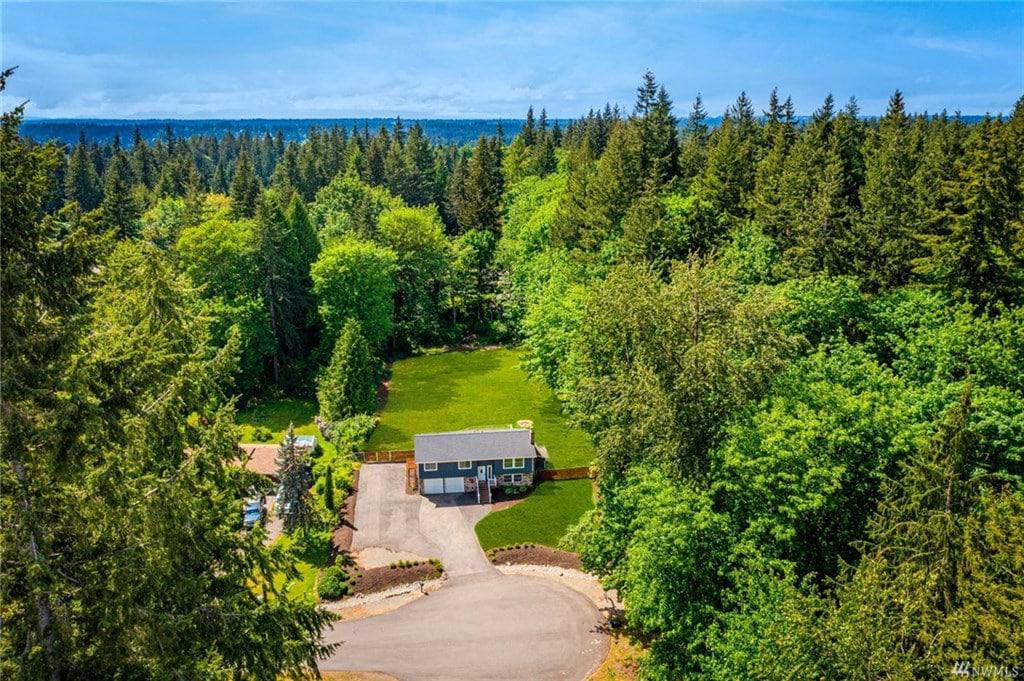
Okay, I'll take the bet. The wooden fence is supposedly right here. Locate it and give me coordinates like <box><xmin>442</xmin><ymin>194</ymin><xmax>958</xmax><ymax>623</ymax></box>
<box><xmin>360</xmin><ymin>450</ymin><xmax>415</xmax><ymax>463</ymax></box>
<box><xmin>538</xmin><ymin>466</ymin><xmax>592</xmax><ymax>481</ymax></box>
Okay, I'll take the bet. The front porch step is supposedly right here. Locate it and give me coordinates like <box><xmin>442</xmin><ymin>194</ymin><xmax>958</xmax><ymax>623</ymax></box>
<box><xmin>478</xmin><ymin>481</ymin><xmax>491</xmax><ymax>504</ymax></box>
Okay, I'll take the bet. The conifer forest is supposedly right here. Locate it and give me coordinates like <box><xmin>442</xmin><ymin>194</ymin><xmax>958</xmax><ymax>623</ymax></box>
<box><xmin>2</xmin><ymin>18</ymin><xmax>1023</xmax><ymax>679</ymax></box>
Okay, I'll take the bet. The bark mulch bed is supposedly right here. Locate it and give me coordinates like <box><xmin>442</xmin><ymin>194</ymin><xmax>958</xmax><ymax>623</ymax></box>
<box><xmin>486</xmin><ymin>544</ymin><xmax>583</xmax><ymax>570</ymax></box>
<box><xmin>330</xmin><ymin>468</ymin><xmax>360</xmax><ymax>560</ymax></box>
<box><xmin>347</xmin><ymin>559</ymin><xmax>443</xmax><ymax>596</ymax></box>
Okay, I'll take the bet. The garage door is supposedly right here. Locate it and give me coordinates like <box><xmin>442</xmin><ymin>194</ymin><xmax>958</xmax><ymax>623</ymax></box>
<box><xmin>422</xmin><ymin>478</ymin><xmax>444</xmax><ymax>495</ymax></box>
<box><xmin>443</xmin><ymin>477</ymin><xmax>465</xmax><ymax>493</ymax></box>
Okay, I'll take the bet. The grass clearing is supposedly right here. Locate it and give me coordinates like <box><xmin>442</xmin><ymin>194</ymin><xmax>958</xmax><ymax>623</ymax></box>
<box><xmin>475</xmin><ymin>479</ymin><xmax>595</xmax><ymax>550</ymax></box>
<box><xmin>236</xmin><ymin>397</ymin><xmax>337</xmax><ymax>459</ymax></box>
<box><xmin>367</xmin><ymin>347</ymin><xmax>593</xmax><ymax>468</ymax></box>
<box><xmin>270</xmin><ymin>532</ymin><xmax>331</xmax><ymax>603</ymax></box>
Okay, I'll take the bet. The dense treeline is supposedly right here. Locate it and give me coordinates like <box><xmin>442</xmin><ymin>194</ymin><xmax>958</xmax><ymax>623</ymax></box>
<box><xmin>4</xmin><ymin>62</ymin><xmax>1022</xmax><ymax>679</ymax></box>
<box><xmin>509</xmin><ymin>75</ymin><xmax>1024</xmax><ymax>679</ymax></box>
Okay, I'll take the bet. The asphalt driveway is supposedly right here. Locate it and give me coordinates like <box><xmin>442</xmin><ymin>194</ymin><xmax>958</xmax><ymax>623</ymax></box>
<box><xmin>321</xmin><ymin>571</ymin><xmax>608</xmax><ymax>680</ymax></box>
<box><xmin>330</xmin><ymin>463</ymin><xmax>609</xmax><ymax>680</ymax></box>
<box><xmin>351</xmin><ymin>463</ymin><xmax>492</xmax><ymax>576</ymax></box>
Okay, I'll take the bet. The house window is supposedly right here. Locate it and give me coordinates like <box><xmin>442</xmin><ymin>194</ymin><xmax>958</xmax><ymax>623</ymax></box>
<box><xmin>509</xmin><ymin>473</ymin><xmax>524</xmax><ymax>484</ymax></box>
<box><xmin>457</xmin><ymin>460</ymin><xmax>472</xmax><ymax>470</ymax></box>
<box><xmin>503</xmin><ymin>457</ymin><xmax>525</xmax><ymax>469</ymax></box>
<box><xmin>423</xmin><ymin>462</ymin><xmax>438</xmax><ymax>472</ymax></box>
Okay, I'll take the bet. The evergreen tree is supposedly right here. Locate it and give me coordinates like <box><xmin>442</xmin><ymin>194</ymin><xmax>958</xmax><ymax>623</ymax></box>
<box><xmin>286</xmin><ymin>193</ymin><xmax>320</xmax><ymax>268</ymax></box>
<box><xmin>3</xmin><ymin>69</ymin><xmax>334</xmax><ymax>674</ymax></box>
<box><xmin>129</xmin><ymin>125</ymin><xmax>156</xmax><ymax>189</ymax></box>
<box><xmin>64</xmin><ymin>132</ymin><xmax>102</xmax><ymax>210</ymax></box>
<box><xmin>855</xmin><ymin>90</ymin><xmax>921</xmax><ymax>289</ymax></box>
<box><xmin>584</xmin><ymin>120</ymin><xmax>642</xmax><ymax>249</ymax></box>
<box><xmin>633</xmin><ymin>72</ymin><xmax>678</xmax><ymax>185</ymax></box>
<box><xmin>364</xmin><ymin>127</ymin><xmax>388</xmax><ymax>186</ymax></box>
<box><xmin>230</xmin><ymin>150</ymin><xmax>262</xmax><ymax>218</ymax></box>
<box><xmin>253</xmin><ymin>191</ymin><xmax>307</xmax><ymax>386</ymax></box>
<box><xmin>402</xmin><ymin>121</ymin><xmax>433</xmax><ymax>205</ymax></box>
<box><xmin>751</xmin><ymin>88</ymin><xmax>797</xmax><ymax>234</ymax></box>
<box><xmin>679</xmin><ymin>94</ymin><xmax>710</xmax><ymax>189</ymax></box>
<box><xmin>456</xmin><ymin>135</ymin><xmax>503</xmax><ymax>232</ymax></box>
<box><xmin>915</xmin><ymin>115</ymin><xmax>1022</xmax><ymax>306</ymax></box>
<box><xmin>522</xmin><ymin>106</ymin><xmax>537</xmax><ymax>146</ymax></box>
<box><xmin>276</xmin><ymin>424</ymin><xmax>314</xmax><ymax>535</ymax></box>
<box><xmin>551</xmin><ymin>141</ymin><xmax>596</xmax><ymax>248</ymax></box>
<box><xmin>384</xmin><ymin>134</ymin><xmax>408</xmax><ymax>200</ymax></box>
<box><xmin>824</xmin><ymin>390</ymin><xmax>1024</xmax><ymax>678</ymax></box>
<box><xmin>100</xmin><ymin>148</ymin><xmax>139</xmax><ymax>238</ymax></box>
<box><xmin>317</xmin><ymin>318</ymin><xmax>377</xmax><ymax>423</ymax></box>
<box><xmin>323</xmin><ymin>465</ymin><xmax>335</xmax><ymax>512</ymax></box>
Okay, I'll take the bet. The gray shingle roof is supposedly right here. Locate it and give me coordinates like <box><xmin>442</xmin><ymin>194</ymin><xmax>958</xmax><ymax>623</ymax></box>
<box><xmin>414</xmin><ymin>428</ymin><xmax>535</xmax><ymax>464</ymax></box>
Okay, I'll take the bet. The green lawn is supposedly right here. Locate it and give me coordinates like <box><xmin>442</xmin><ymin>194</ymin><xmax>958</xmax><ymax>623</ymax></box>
<box><xmin>475</xmin><ymin>479</ymin><xmax>595</xmax><ymax>550</ymax></box>
<box><xmin>236</xmin><ymin>397</ymin><xmax>337</xmax><ymax>459</ymax></box>
<box><xmin>367</xmin><ymin>347</ymin><xmax>594</xmax><ymax>468</ymax></box>
<box><xmin>271</xmin><ymin>532</ymin><xmax>331</xmax><ymax>603</ymax></box>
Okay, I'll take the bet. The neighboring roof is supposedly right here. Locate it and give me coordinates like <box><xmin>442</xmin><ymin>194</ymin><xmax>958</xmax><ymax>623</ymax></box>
<box><xmin>414</xmin><ymin>428</ymin><xmax>536</xmax><ymax>464</ymax></box>
<box><xmin>239</xmin><ymin>444</ymin><xmax>280</xmax><ymax>478</ymax></box>
<box><xmin>295</xmin><ymin>435</ymin><xmax>316</xmax><ymax>449</ymax></box>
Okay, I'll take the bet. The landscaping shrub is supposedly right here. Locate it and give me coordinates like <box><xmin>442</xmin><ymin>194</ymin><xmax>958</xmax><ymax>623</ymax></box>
<box><xmin>252</xmin><ymin>425</ymin><xmax>273</xmax><ymax>442</ymax></box>
<box><xmin>317</xmin><ymin>566</ymin><xmax>351</xmax><ymax>600</ymax></box>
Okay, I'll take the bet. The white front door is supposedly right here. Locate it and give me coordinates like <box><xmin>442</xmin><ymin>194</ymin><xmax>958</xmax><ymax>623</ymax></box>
<box><xmin>477</xmin><ymin>466</ymin><xmax>487</xmax><ymax>480</ymax></box>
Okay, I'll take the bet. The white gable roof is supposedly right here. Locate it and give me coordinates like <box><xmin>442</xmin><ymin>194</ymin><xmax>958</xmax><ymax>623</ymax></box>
<box><xmin>414</xmin><ymin>428</ymin><xmax>535</xmax><ymax>464</ymax></box>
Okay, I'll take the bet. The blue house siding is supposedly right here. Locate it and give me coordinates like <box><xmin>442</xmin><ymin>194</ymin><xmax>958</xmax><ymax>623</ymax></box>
<box><xmin>420</xmin><ymin>456</ymin><xmax>534</xmax><ymax>479</ymax></box>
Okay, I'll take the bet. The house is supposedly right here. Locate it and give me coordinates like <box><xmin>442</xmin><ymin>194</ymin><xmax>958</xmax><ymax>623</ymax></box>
<box><xmin>414</xmin><ymin>427</ymin><xmax>545</xmax><ymax>503</ymax></box>
<box><xmin>239</xmin><ymin>434</ymin><xmax>317</xmax><ymax>482</ymax></box>
<box><xmin>240</xmin><ymin>444</ymin><xmax>281</xmax><ymax>481</ymax></box>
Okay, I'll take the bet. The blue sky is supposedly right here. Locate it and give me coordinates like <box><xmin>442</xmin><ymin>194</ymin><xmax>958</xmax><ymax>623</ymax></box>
<box><xmin>3</xmin><ymin>2</ymin><xmax>1021</xmax><ymax>119</ymax></box>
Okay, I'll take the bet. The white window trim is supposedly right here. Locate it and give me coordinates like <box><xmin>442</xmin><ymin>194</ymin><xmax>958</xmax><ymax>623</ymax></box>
<box><xmin>423</xmin><ymin>462</ymin><xmax>438</xmax><ymax>472</ymax></box>
<box><xmin>509</xmin><ymin>473</ymin><xmax>524</xmax><ymax>484</ymax></box>
<box><xmin>502</xmin><ymin>457</ymin><xmax>525</xmax><ymax>469</ymax></box>
<box><xmin>457</xmin><ymin>460</ymin><xmax>472</xmax><ymax>470</ymax></box>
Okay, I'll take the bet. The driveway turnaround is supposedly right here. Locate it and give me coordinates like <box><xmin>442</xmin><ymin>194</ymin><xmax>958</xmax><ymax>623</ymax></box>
<box><xmin>328</xmin><ymin>464</ymin><xmax>609</xmax><ymax>680</ymax></box>
<box><xmin>321</xmin><ymin>571</ymin><xmax>608</xmax><ymax>680</ymax></box>
<box><xmin>351</xmin><ymin>463</ymin><xmax>492</xmax><ymax>576</ymax></box>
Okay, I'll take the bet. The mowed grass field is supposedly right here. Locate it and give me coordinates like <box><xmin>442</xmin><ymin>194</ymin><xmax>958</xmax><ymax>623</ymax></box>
<box><xmin>236</xmin><ymin>398</ymin><xmax>337</xmax><ymax>459</ymax></box>
<box><xmin>475</xmin><ymin>479</ymin><xmax>595</xmax><ymax>550</ymax></box>
<box><xmin>366</xmin><ymin>347</ymin><xmax>594</xmax><ymax>469</ymax></box>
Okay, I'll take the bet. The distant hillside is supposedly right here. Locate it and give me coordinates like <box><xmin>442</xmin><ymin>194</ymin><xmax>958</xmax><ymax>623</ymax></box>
<box><xmin>20</xmin><ymin>118</ymin><xmax>537</xmax><ymax>146</ymax></box>
<box><xmin>21</xmin><ymin>114</ymin><xmax>988</xmax><ymax>147</ymax></box>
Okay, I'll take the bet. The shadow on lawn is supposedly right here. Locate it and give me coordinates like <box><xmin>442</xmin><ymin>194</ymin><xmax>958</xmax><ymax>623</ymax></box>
<box><xmin>238</xmin><ymin>398</ymin><xmax>317</xmax><ymax>434</ymax></box>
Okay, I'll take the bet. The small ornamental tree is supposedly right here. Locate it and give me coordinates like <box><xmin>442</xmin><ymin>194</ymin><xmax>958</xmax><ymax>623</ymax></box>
<box><xmin>323</xmin><ymin>465</ymin><xmax>335</xmax><ymax>512</ymax></box>
<box><xmin>276</xmin><ymin>423</ymin><xmax>313</xmax><ymax>535</ymax></box>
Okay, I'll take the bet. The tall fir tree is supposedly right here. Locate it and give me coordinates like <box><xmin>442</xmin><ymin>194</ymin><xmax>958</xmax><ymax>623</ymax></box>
<box><xmin>915</xmin><ymin>115</ymin><xmax>1022</xmax><ymax>306</ymax></box>
<box><xmin>855</xmin><ymin>90</ymin><xmax>921</xmax><ymax>289</ymax></box>
<box><xmin>100</xmin><ymin>148</ymin><xmax>139</xmax><ymax>238</ymax></box>
<box><xmin>317</xmin><ymin>318</ymin><xmax>377</xmax><ymax>423</ymax></box>
<box><xmin>275</xmin><ymin>424</ymin><xmax>314</xmax><ymax>535</ymax></box>
<box><xmin>678</xmin><ymin>94</ymin><xmax>710</xmax><ymax>190</ymax></box>
<box><xmin>230</xmin><ymin>150</ymin><xmax>262</xmax><ymax>218</ymax></box>
<box><xmin>64</xmin><ymin>132</ymin><xmax>102</xmax><ymax>211</ymax></box>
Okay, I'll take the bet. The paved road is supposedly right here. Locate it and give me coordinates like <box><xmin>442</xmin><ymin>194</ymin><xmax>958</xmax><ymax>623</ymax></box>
<box><xmin>351</xmin><ymin>464</ymin><xmax>491</xmax><ymax>576</ymax></box>
<box><xmin>328</xmin><ymin>463</ymin><xmax>609</xmax><ymax>680</ymax></box>
<box><xmin>321</xmin><ymin>571</ymin><xmax>608</xmax><ymax>680</ymax></box>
